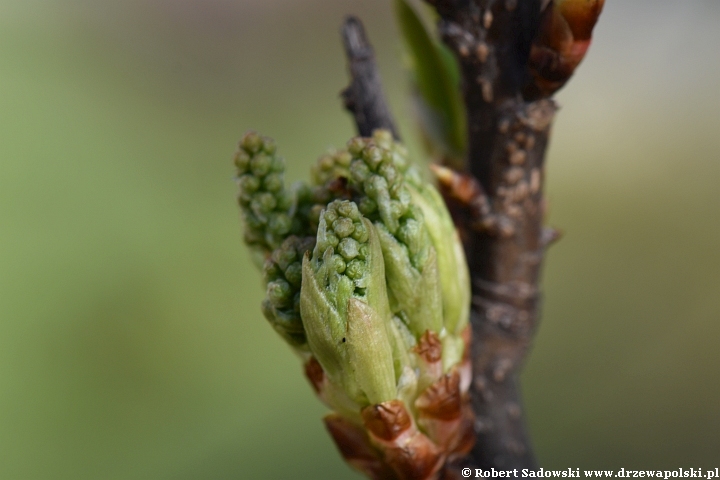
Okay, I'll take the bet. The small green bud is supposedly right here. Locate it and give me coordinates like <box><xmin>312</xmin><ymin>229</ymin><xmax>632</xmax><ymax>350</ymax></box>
<box><xmin>350</xmin><ymin>160</ymin><xmax>371</xmax><ymax>184</ymax></box>
<box><xmin>268</xmin><ymin>213</ymin><xmax>292</xmax><ymax>237</ymax></box>
<box><xmin>363</xmin><ymin>146</ymin><xmax>383</xmax><ymax>169</ymax></box>
<box><xmin>338</xmin><ymin>237</ymin><xmax>360</xmax><ymax>260</ymax></box>
<box><xmin>345</xmin><ymin>259</ymin><xmax>365</xmax><ymax>280</ymax></box>
<box><xmin>318</xmin><ymin>154</ymin><xmax>335</xmax><ymax>170</ymax></box>
<box><xmin>250</xmin><ymin>154</ymin><xmax>272</xmax><ymax>176</ymax></box>
<box><xmin>351</xmin><ymin>221</ymin><xmax>369</xmax><ymax>243</ymax></box>
<box><xmin>241</xmin><ymin>131</ymin><xmax>262</xmax><ymax>154</ymax></box>
<box><xmin>237</xmin><ymin>174</ymin><xmax>261</xmax><ymax>195</ymax></box>
<box><xmin>397</xmin><ymin>219</ymin><xmax>423</xmax><ymax>259</ymax></box>
<box><xmin>263</xmin><ymin>173</ymin><xmax>284</xmax><ymax>193</ymax></box>
<box><xmin>324</xmin><ymin>208</ymin><xmax>339</xmax><ymax>226</ymax></box>
<box><xmin>336</xmin><ymin>151</ymin><xmax>352</xmax><ymax>167</ymax></box>
<box><xmin>378</xmin><ymin>162</ymin><xmax>398</xmax><ymax>186</ymax></box>
<box><xmin>372</xmin><ymin>129</ymin><xmax>394</xmax><ymax>148</ymax></box>
<box><xmin>311</xmin><ymin>149</ymin><xmax>354</xmax><ymax>186</ymax></box>
<box><xmin>347</xmin><ymin>137</ymin><xmax>365</xmax><ymax>156</ymax></box>
<box><xmin>234</xmin><ymin>150</ymin><xmax>251</xmax><ymax>173</ymax></box>
<box><xmin>336</xmin><ymin>201</ymin><xmax>360</xmax><ymax>220</ymax></box>
<box><xmin>284</xmin><ymin>262</ymin><xmax>303</xmax><ymax>287</ymax></box>
<box><xmin>250</xmin><ymin>193</ymin><xmax>277</xmax><ymax>220</ymax></box>
<box><xmin>330</xmin><ymin>254</ymin><xmax>346</xmax><ymax>274</ymax></box>
<box><xmin>333</xmin><ymin>217</ymin><xmax>355</xmax><ymax>238</ymax></box>
<box><xmin>357</xmin><ymin>243</ymin><xmax>369</xmax><ymax>261</ymax></box>
<box><xmin>358</xmin><ymin>197</ymin><xmax>377</xmax><ymax>216</ymax></box>
<box><xmin>261</xmin><ymin>137</ymin><xmax>277</xmax><ymax>155</ymax></box>
<box><xmin>267</xmin><ymin>279</ymin><xmax>292</xmax><ymax>308</ymax></box>
<box><xmin>272</xmin><ymin>240</ymin><xmax>297</xmax><ymax>271</ymax></box>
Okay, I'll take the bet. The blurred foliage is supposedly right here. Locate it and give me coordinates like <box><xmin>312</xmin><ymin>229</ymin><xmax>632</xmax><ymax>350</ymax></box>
<box><xmin>1</xmin><ymin>1</ymin><xmax>719</xmax><ymax>479</ymax></box>
<box><xmin>394</xmin><ymin>0</ymin><xmax>466</xmax><ymax>163</ymax></box>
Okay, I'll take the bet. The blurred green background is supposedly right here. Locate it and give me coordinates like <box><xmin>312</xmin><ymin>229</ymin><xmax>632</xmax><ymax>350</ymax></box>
<box><xmin>1</xmin><ymin>1</ymin><xmax>719</xmax><ymax>478</ymax></box>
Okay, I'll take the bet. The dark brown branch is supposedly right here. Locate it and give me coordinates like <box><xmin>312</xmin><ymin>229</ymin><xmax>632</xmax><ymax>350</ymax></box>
<box><xmin>340</xmin><ymin>16</ymin><xmax>400</xmax><ymax>140</ymax></box>
<box><xmin>427</xmin><ymin>0</ymin><xmax>556</xmax><ymax>470</ymax></box>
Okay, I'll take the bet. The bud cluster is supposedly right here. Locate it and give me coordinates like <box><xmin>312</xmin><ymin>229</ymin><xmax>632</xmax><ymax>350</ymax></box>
<box><xmin>237</xmin><ymin>130</ymin><xmax>474</xmax><ymax>479</ymax></box>
<box><xmin>235</xmin><ymin>132</ymin><xmax>294</xmax><ymax>257</ymax></box>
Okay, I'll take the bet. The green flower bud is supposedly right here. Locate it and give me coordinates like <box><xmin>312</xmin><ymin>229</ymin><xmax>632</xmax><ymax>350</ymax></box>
<box><xmin>376</xmin><ymin>221</ymin><xmax>443</xmax><ymax>338</ymax></box>
<box><xmin>300</xmin><ymin>200</ymin><xmax>396</xmax><ymax>406</ymax></box>
<box><xmin>235</xmin><ymin>132</ymin><xmax>311</xmax><ymax>259</ymax></box>
<box><xmin>234</xmin><ymin>150</ymin><xmax>251</xmax><ymax>173</ymax></box>
<box><xmin>311</xmin><ymin>150</ymin><xmax>353</xmax><ymax>186</ymax></box>
<box><xmin>267</xmin><ymin>279</ymin><xmax>292</xmax><ymax>308</ymax></box>
<box><xmin>237</xmin><ymin>174</ymin><xmax>261</xmax><ymax>197</ymax></box>
<box><xmin>260</xmin><ymin>235</ymin><xmax>316</xmax><ymax>349</ymax></box>
<box><xmin>241</xmin><ymin>131</ymin><xmax>263</xmax><ymax>154</ymax></box>
<box><xmin>341</xmin><ymin>131</ymin><xmax>469</xmax><ymax>338</ymax></box>
<box><xmin>263</xmin><ymin>173</ymin><xmax>284</xmax><ymax>193</ymax></box>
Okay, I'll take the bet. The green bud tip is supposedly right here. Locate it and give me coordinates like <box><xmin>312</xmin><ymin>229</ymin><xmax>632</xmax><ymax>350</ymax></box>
<box><xmin>236</xmin><ymin>132</ymin><xmax>299</xmax><ymax>255</ymax></box>
<box><xmin>301</xmin><ymin>199</ymin><xmax>396</xmax><ymax>406</ymax></box>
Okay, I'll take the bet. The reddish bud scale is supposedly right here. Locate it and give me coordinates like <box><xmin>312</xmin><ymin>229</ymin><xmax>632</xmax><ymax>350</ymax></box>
<box><xmin>324</xmin><ymin>414</ymin><xmax>398</xmax><ymax>480</ymax></box>
<box><xmin>363</xmin><ymin>401</ymin><xmax>444</xmax><ymax>480</ymax></box>
<box><xmin>415</xmin><ymin>330</ymin><xmax>445</xmax><ymax>389</ymax></box>
<box><xmin>429</xmin><ymin>164</ymin><xmax>493</xmax><ymax>237</ymax></box>
<box><xmin>415</xmin><ymin>330</ymin><xmax>443</xmax><ymax>364</ymax></box>
<box><xmin>429</xmin><ymin>164</ymin><xmax>484</xmax><ymax>207</ymax></box>
<box><xmin>304</xmin><ymin>357</ymin><xmax>325</xmax><ymax>395</ymax></box>
<box><xmin>459</xmin><ymin>343</ymin><xmax>472</xmax><ymax>394</ymax></box>
<box><xmin>558</xmin><ymin>0</ymin><xmax>605</xmax><ymax>41</ymax></box>
<box><xmin>313</xmin><ymin>326</ymin><xmax>475</xmax><ymax>479</ymax></box>
<box><xmin>416</xmin><ymin>370</ymin><xmax>462</xmax><ymax>423</ymax></box>
<box><xmin>417</xmin><ymin>369</ymin><xmax>475</xmax><ymax>457</ymax></box>
<box><xmin>321</xmin><ymin>385</ymin><xmax>476</xmax><ymax>480</ymax></box>
<box><xmin>383</xmin><ymin>434</ymin><xmax>444</xmax><ymax>480</ymax></box>
<box><xmin>526</xmin><ymin>0</ymin><xmax>605</xmax><ymax>99</ymax></box>
<box><xmin>451</xmin><ymin>402</ymin><xmax>476</xmax><ymax>458</ymax></box>
<box><xmin>362</xmin><ymin>401</ymin><xmax>414</xmax><ymax>442</ymax></box>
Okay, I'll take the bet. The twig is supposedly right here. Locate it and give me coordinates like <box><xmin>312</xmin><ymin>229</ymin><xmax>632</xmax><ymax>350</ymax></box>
<box><xmin>427</xmin><ymin>0</ymin><xmax>554</xmax><ymax>469</ymax></box>
<box><xmin>340</xmin><ymin>16</ymin><xmax>400</xmax><ymax>140</ymax></box>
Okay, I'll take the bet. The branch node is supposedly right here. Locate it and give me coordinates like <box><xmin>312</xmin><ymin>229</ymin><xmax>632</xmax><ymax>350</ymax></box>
<box><xmin>541</xmin><ymin>226</ymin><xmax>563</xmax><ymax>248</ymax></box>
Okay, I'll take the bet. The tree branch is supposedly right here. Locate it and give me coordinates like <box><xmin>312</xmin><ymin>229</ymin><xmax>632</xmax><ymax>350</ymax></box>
<box><xmin>427</xmin><ymin>0</ymin><xmax>554</xmax><ymax>469</ymax></box>
<box><xmin>340</xmin><ymin>16</ymin><xmax>400</xmax><ymax>140</ymax></box>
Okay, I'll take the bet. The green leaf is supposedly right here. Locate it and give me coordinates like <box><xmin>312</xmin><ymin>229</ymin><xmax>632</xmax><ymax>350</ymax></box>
<box><xmin>394</xmin><ymin>0</ymin><xmax>466</xmax><ymax>161</ymax></box>
<box><xmin>300</xmin><ymin>254</ymin><xmax>347</xmax><ymax>381</ymax></box>
<box><xmin>346</xmin><ymin>298</ymin><xmax>396</xmax><ymax>404</ymax></box>
<box><xmin>408</xmin><ymin>184</ymin><xmax>470</xmax><ymax>335</ymax></box>
<box><xmin>375</xmin><ymin>223</ymin><xmax>443</xmax><ymax>338</ymax></box>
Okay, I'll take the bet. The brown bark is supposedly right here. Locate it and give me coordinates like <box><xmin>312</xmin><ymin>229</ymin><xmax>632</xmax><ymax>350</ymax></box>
<box><xmin>426</xmin><ymin>0</ymin><xmax>556</xmax><ymax>469</ymax></box>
